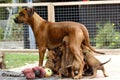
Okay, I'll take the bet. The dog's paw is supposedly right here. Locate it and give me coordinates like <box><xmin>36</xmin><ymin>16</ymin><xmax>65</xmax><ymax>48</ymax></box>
<box><xmin>74</xmin><ymin>75</ymin><xmax>82</xmax><ymax>79</ymax></box>
<box><xmin>104</xmin><ymin>74</ymin><xmax>108</xmax><ymax>77</ymax></box>
<box><xmin>90</xmin><ymin>76</ymin><xmax>95</xmax><ymax>79</ymax></box>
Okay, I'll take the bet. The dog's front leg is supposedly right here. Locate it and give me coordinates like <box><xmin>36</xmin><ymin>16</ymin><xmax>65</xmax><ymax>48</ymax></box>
<box><xmin>39</xmin><ymin>47</ymin><xmax>46</xmax><ymax>66</ymax></box>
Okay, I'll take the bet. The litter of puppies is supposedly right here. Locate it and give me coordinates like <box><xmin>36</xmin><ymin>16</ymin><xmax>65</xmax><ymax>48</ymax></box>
<box><xmin>44</xmin><ymin>38</ymin><xmax>111</xmax><ymax>79</ymax></box>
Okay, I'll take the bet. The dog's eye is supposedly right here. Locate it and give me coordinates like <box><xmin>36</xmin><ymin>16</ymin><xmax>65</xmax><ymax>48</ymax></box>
<box><xmin>19</xmin><ymin>12</ymin><xmax>24</xmax><ymax>16</ymax></box>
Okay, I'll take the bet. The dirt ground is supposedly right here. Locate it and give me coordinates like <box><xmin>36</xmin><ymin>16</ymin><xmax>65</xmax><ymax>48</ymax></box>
<box><xmin>8</xmin><ymin>53</ymin><xmax>120</xmax><ymax>80</ymax></box>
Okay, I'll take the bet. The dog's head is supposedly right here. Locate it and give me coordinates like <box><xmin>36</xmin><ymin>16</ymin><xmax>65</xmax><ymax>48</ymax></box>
<box><xmin>14</xmin><ymin>8</ymin><xmax>35</xmax><ymax>24</ymax></box>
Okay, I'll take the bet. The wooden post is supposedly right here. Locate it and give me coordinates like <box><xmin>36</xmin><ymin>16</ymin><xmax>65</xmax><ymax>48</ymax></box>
<box><xmin>47</xmin><ymin>3</ymin><xmax>55</xmax><ymax>22</ymax></box>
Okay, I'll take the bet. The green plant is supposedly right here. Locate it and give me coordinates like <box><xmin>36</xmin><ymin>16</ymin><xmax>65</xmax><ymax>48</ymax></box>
<box><xmin>95</xmin><ymin>22</ymin><xmax>120</xmax><ymax>49</ymax></box>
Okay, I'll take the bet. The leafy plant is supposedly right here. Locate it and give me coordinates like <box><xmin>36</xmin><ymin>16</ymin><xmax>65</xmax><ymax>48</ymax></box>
<box><xmin>95</xmin><ymin>22</ymin><xmax>120</xmax><ymax>49</ymax></box>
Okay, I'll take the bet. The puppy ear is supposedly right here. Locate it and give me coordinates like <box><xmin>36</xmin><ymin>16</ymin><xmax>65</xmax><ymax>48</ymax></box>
<box><xmin>25</xmin><ymin>8</ymin><xmax>35</xmax><ymax>17</ymax></box>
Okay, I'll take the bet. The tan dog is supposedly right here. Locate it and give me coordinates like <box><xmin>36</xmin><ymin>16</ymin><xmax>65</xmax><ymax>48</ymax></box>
<box><xmin>58</xmin><ymin>36</ymin><xmax>74</xmax><ymax>78</ymax></box>
<box><xmin>67</xmin><ymin>58</ymin><xmax>81</xmax><ymax>79</ymax></box>
<box><xmin>44</xmin><ymin>51</ymin><xmax>56</xmax><ymax>73</ymax></box>
<box><xmin>14</xmin><ymin>8</ymin><xmax>104</xmax><ymax>79</ymax></box>
<box><xmin>44</xmin><ymin>50</ymin><xmax>61</xmax><ymax>75</ymax></box>
<box><xmin>83</xmin><ymin>49</ymin><xmax>111</xmax><ymax>78</ymax></box>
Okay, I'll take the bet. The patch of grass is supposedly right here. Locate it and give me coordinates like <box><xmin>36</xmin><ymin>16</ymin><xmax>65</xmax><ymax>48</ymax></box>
<box><xmin>5</xmin><ymin>53</ymin><xmax>39</xmax><ymax>69</ymax></box>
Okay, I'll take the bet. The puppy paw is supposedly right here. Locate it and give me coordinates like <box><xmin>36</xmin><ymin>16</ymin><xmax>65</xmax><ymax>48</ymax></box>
<box><xmin>90</xmin><ymin>76</ymin><xmax>95</xmax><ymax>79</ymax></box>
<box><xmin>74</xmin><ymin>75</ymin><xmax>82</xmax><ymax>79</ymax></box>
<box><xmin>104</xmin><ymin>74</ymin><xmax>108</xmax><ymax>77</ymax></box>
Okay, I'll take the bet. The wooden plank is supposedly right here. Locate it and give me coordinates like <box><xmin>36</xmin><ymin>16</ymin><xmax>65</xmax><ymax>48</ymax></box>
<box><xmin>0</xmin><ymin>3</ymin><xmax>49</xmax><ymax>7</ymax></box>
<box><xmin>48</xmin><ymin>3</ymin><xmax>55</xmax><ymax>22</ymax></box>
<box><xmin>53</xmin><ymin>1</ymin><xmax>120</xmax><ymax>6</ymax></box>
<box><xmin>0</xmin><ymin>1</ymin><xmax>120</xmax><ymax>7</ymax></box>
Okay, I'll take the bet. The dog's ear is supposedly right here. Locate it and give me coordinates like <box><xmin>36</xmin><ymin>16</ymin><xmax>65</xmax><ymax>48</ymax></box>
<box><xmin>25</xmin><ymin>8</ymin><xmax>35</xmax><ymax>17</ymax></box>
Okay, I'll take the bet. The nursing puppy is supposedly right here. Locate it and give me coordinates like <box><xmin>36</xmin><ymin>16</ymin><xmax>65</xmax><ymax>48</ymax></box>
<box><xmin>58</xmin><ymin>36</ymin><xmax>74</xmax><ymax>78</ymax></box>
<box><xmin>83</xmin><ymin>49</ymin><xmax>111</xmax><ymax>78</ymax></box>
<box><xmin>44</xmin><ymin>50</ymin><xmax>61</xmax><ymax>75</ymax></box>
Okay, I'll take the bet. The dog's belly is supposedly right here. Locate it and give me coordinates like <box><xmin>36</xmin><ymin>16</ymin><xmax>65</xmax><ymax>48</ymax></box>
<box><xmin>46</xmin><ymin>30</ymin><xmax>66</xmax><ymax>49</ymax></box>
<box><xmin>46</xmin><ymin>41</ymin><xmax>62</xmax><ymax>49</ymax></box>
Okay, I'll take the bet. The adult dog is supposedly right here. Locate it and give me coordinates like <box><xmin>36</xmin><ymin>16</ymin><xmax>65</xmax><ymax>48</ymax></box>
<box><xmin>14</xmin><ymin>8</ymin><xmax>104</xmax><ymax>79</ymax></box>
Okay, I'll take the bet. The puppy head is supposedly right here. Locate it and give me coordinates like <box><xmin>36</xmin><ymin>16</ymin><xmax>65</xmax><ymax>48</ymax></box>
<box><xmin>83</xmin><ymin>49</ymin><xmax>90</xmax><ymax>56</ymax></box>
<box><xmin>14</xmin><ymin>8</ymin><xmax>35</xmax><ymax>24</ymax></box>
<box><xmin>46</xmin><ymin>50</ymin><xmax>56</xmax><ymax>59</ymax></box>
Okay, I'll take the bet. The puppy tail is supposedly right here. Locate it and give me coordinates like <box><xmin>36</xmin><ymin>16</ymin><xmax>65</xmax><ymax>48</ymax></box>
<box><xmin>100</xmin><ymin>58</ymin><xmax>111</xmax><ymax>65</ymax></box>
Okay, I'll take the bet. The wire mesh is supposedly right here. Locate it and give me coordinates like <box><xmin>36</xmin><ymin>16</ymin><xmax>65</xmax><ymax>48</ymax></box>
<box><xmin>0</xmin><ymin>1</ymin><xmax>120</xmax><ymax>49</ymax></box>
<box><xmin>54</xmin><ymin>3</ymin><xmax>120</xmax><ymax>48</ymax></box>
<box><xmin>0</xmin><ymin>6</ymin><xmax>47</xmax><ymax>49</ymax></box>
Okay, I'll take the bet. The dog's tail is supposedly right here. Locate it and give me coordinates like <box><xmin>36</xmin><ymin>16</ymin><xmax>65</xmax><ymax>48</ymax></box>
<box><xmin>100</xmin><ymin>58</ymin><xmax>111</xmax><ymax>65</ymax></box>
<box><xmin>84</xmin><ymin>40</ymin><xmax>105</xmax><ymax>54</ymax></box>
<box><xmin>81</xmin><ymin>24</ymin><xmax>105</xmax><ymax>54</ymax></box>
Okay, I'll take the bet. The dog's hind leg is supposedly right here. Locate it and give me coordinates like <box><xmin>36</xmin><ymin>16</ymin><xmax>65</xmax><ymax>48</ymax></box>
<box><xmin>68</xmin><ymin>32</ymin><xmax>84</xmax><ymax>79</ymax></box>
<box><xmin>71</xmin><ymin>68</ymin><xmax>75</xmax><ymax>78</ymax></box>
<box><xmin>90</xmin><ymin>68</ymin><xmax>97</xmax><ymax>79</ymax></box>
<box><xmin>101</xmin><ymin>66</ymin><xmax>108</xmax><ymax>77</ymax></box>
<box><xmin>69</xmin><ymin>45</ymin><xmax>84</xmax><ymax>79</ymax></box>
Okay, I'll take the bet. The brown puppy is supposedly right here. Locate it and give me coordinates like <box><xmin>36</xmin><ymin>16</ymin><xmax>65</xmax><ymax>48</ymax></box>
<box><xmin>58</xmin><ymin>43</ymin><xmax>68</xmax><ymax>78</ymax></box>
<box><xmin>44</xmin><ymin>50</ymin><xmax>61</xmax><ymax>75</ymax></box>
<box><xmin>14</xmin><ymin>8</ymin><xmax>104</xmax><ymax>79</ymax></box>
<box><xmin>44</xmin><ymin>51</ymin><xmax>56</xmax><ymax>72</ymax></box>
<box><xmin>58</xmin><ymin>36</ymin><xmax>74</xmax><ymax>78</ymax></box>
<box><xmin>67</xmin><ymin>58</ymin><xmax>81</xmax><ymax>79</ymax></box>
<box><xmin>83</xmin><ymin>49</ymin><xmax>111</xmax><ymax>78</ymax></box>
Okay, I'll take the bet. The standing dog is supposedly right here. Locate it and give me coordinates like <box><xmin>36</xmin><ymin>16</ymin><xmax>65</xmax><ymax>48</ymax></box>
<box><xmin>14</xmin><ymin>8</ymin><xmax>104</xmax><ymax>79</ymax></box>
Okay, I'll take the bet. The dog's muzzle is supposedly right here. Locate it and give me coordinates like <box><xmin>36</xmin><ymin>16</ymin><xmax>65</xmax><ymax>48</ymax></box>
<box><xmin>14</xmin><ymin>18</ymin><xmax>23</xmax><ymax>24</ymax></box>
